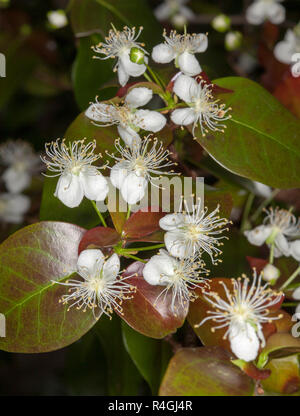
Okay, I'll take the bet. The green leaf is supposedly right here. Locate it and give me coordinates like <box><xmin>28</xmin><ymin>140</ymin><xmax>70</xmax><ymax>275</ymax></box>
<box><xmin>195</xmin><ymin>77</ymin><xmax>300</xmax><ymax>189</ymax></box>
<box><xmin>94</xmin><ymin>314</ymin><xmax>143</xmax><ymax>395</ymax></box>
<box><xmin>159</xmin><ymin>347</ymin><xmax>255</xmax><ymax>396</ymax></box>
<box><xmin>262</xmin><ymin>354</ymin><xmax>300</xmax><ymax>394</ymax></box>
<box><xmin>122</xmin><ymin>321</ymin><xmax>172</xmax><ymax>394</ymax></box>
<box><xmin>0</xmin><ymin>222</ymin><xmax>97</xmax><ymax>353</ymax></box>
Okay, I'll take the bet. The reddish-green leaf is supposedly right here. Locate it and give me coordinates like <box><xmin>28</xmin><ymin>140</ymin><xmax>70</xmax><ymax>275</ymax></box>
<box><xmin>119</xmin><ymin>262</ymin><xmax>187</xmax><ymax>339</ymax></box>
<box><xmin>159</xmin><ymin>347</ymin><xmax>255</xmax><ymax>396</ymax></box>
<box><xmin>78</xmin><ymin>226</ymin><xmax>120</xmax><ymax>254</ymax></box>
<box><xmin>262</xmin><ymin>354</ymin><xmax>300</xmax><ymax>394</ymax></box>
<box><xmin>123</xmin><ymin>209</ymin><xmax>165</xmax><ymax>240</ymax></box>
<box><xmin>0</xmin><ymin>222</ymin><xmax>97</xmax><ymax>353</ymax></box>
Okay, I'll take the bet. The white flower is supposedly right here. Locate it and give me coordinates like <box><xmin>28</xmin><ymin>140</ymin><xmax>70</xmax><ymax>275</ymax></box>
<box><xmin>0</xmin><ymin>193</ymin><xmax>30</xmax><ymax>224</ymax></box>
<box><xmin>171</xmin><ymin>74</ymin><xmax>231</xmax><ymax>137</ymax></box>
<box><xmin>244</xmin><ymin>207</ymin><xmax>300</xmax><ymax>258</ymax></box>
<box><xmin>47</xmin><ymin>10</ymin><xmax>68</xmax><ymax>29</ymax></box>
<box><xmin>55</xmin><ymin>249</ymin><xmax>136</xmax><ymax>317</ymax></box>
<box><xmin>252</xmin><ymin>181</ymin><xmax>272</xmax><ymax>198</ymax></box>
<box><xmin>212</xmin><ymin>14</ymin><xmax>231</xmax><ymax>33</ymax></box>
<box><xmin>154</xmin><ymin>0</ymin><xmax>195</xmax><ymax>28</ymax></box>
<box><xmin>159</xmin><ymin>198</ymin><xmax>230</xmax><ymax>263</ymax></box>
<box><xmin>0</xmin><ymin>140</ymin><xmax>41</xmax><ymax>193</ymax></box>
<box><xmin>41</xmin><ymin>139</ymin><xmax>108</xmax><ymax>208</ymax></box>
<box><xmin>289</xmin><ymin>240</ymin><xmax>300</xmax><ymax>262</ymax></box>
<box><xmin>152</xmin><ymin>30</ymin><xmax>208</xmax><ymax>77</ymax></box>
<box><xmin>262</xmin><ymin>263</ymin><xmax>281</xmax><ymax>283</ymax></box>
<box><xmin>92</xmin><ymin>26</ymin><xmax>148</xmax><ymax>87</ymax></box>
<box><xmin>274</xmin><ymin>26</ymin><xmax>300</xmax><ymax>65</ymax></box>
<box><xmin>85</xmin><ymin>87</ymin><xmax>166</xmax><ymax>148</ymax></box>
<box><xmin>293</xmin><ymin>286</ymin><xmax>300</xmax><ymax>301</ymax></box>
<box><xmin>143</xmin><ymin>249</ymin><xmax>209</xmax><ymax>313</ymax></box>
<box><xmin>108</xmin><ymin>137</ymin><xmax>176</xmax><ymax>205</ymax></box>
<box><xmin>196</xmin><ymin>271</ymin><xmax>283</xmax><ymax>362</ymax></box>
<box><xmin>225</xmin><ymin>31</ymin><xmax>242</xmax><ymax>51</ymax></box>
<box><xmin>246</xmin><ymin>0</ymin><xmax>286</xmax><ymax>25</ymax></box>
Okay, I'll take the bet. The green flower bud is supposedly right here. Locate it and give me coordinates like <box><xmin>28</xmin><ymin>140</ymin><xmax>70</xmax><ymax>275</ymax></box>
<box><xmin>225</xmin><ymin>31</ymin><xmax>243</xmax><ymax>51</ymax></box>
<box><xmin>212</xmin><ymin>14</ymin><xmax>231</xmax><ymax>33</ymax></box>
<box><xmin>130</xmin><ymin>47</ymin><xmax>145</xmax><ymax>65</ymax></box>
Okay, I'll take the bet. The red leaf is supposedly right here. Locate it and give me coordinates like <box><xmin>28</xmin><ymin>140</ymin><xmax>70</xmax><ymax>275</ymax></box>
<box><xmin>118</xmin><ymin>261</ymin><xmax>187</xmax><ymax>339</ymax></box>
<box><xmin>123</xmin><ymin>208</ymin><xmax>166</xmax><ymax>240</ymax></box>
<box><xmin>242</xmin><ymin>362</ymin><xmax>271</xmax><ymax>381</ymax></box>
<box><xmin>78</xmin><ymin>226</ymin><xmax>120</xmax><ymax>254</ymax></box>
<box><xmin>246</xmin><ymin>256</ymin><xmax>268</xmax><ymax>274</ymax></box>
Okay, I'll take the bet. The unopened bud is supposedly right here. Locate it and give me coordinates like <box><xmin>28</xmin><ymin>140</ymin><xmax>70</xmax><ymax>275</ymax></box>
<box><xmin>225</xmin><ymin>31</ymin><xmax>242</xmax><ymax>51</ymax></box>
<box><xmin>130</xmin><ymin>47</ymin><xmax>145</xmax><ymax>64</ymax></box>
<box><xmin>47</xmin><ymin>10</ymin><xmax>68</xmax><ymax>29</ymax></box>
<box><xmin>212</xmin><ymin>14</ymin><xmax>231</xmax><ymax>33</ymax></box>
<box><xmin>262</xmin><ymin>264</ymin><xmax>280</xmax><ymax>284</ymax></box>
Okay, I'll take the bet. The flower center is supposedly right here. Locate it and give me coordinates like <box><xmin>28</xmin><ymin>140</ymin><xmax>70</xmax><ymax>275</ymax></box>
<box><xmin>185</xmin><ymin>223</ymin><xmax>202</xmax><ymax>241</ymax></box>
<box><xmin>70</xmin><ymin>163</ymin><xmax>83</xmax><ymax>176</ymax></box>
<box><xmin>133</xmin><ymin>156</ymin><xmax>147</xmax><ymax>177</ymax></box>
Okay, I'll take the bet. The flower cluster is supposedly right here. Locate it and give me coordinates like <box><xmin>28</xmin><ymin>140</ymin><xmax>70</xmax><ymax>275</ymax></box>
<box><xmin>143</xmin><ymin>197</ymin><xmax>230</xmax><ymax>312</ymax></box>
<box><xmin>274</xmin><ymin>22</ymin><xmax>300</xmax><ymax>77</ymax></box>
<box><xmin>154</xmin><ymin>0</ymin><xmax>195</xmax><ymax>29</ymax></box>
<box><xmin>0</xmin><ymin>140</ymin><xmax>41</xmax><ymax>224</ymax></box>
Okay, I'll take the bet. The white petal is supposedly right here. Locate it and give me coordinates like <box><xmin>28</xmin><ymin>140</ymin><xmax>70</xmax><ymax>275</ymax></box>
<box><xmin>178</xmin><ymin>51</ymin><xmax>201</xmax><ymax>76</ymax></box>
<box><xmin>171</xmin><ymin>108</ymin><xmax>196</xmax><ymax>126</ymax></box>
<box><xmin>1</xmin><ymin>193</ymin><xmax>30</xmax><ymax>223</ymax></box>
<box><xmin>244</xmin><ymin>225</ymin><xmax>271</xmax><ymax>246</ymax></box>
<box><xmin>2</xmin><ymin>167</ymin><xmax>31</xmax><ymax>193</ymax></box>
<box><xmin>143</xmin><ymin>251</ymin><xmax>177</xmax><ymax>286</ymax></box>
<box><xmin>125</xmin><ymin>87</ymin><xmax>153</xmax><ymax>108</ymax></box>
<box><xmin>80</xmin><ymin>169</ymin><xmax>108</xmax><ymax>202</ymax></box>
<box><xmin>120</xmin><ymin>172</ymin><xmax>147</xmax><ymax>205</ymax></box>
<box><xmin>152</xmin><ymin>43</ymin><xmax>175</xmax><ymax>64</ymax></box>
<box><xmin>290</xmin><ymin>240</ymin><xmax>300</xmax><ymax>262</ymax></box>
<box><xmin>180</xmin><ymin>5</ymin><xmax>195</xmax><ymax>20</ymax></box>
<box><xmin>293</xmin><ymin>286</ymin><xmax>300</xmax><ymax>301</ymax></box>
<box><xmin>110</xmin><ymin>162</ymin><xmax>129</xmax><ymax>190</ymax></box>
<box><xmin>117</xmin><ymin>61</ymin><xmax>130</xmax><ymax>87</ymax></box>
<box><xmin>164</xmin><ymin>230</ymin><xmax>189</xmax><ymax>259</ymax></box>
<box><xmin>77</xmin><ymin>249</ymin><xmax>105</xmax><ymax>279</ymax></box>
<box><xmin>262</xmin><ymin>264</ymin><xmax>280</xmax><ymax>282</ymax></box>
<box><xmin>119</xmin><ymin>52</ymin><xmax>147</xmax><ymax>77</ymax></box>
<box><xmin>274</xmin><ymin>40</ymin><xmax>293</xmax><ymax>64</ymax></box>
<box><xmin>117</xmin><ymin>125</ymin><xmax>141</xmax><ymax>148</ymax></box>
<box><xmin>229</xmin><ymin>322</ymin><xmax>260</xmax><ymax>362</ymax></box>
<box><xmin>134</xmin><ymin>109</ymin><xmax>167</xmax><ymax>132</ymax></box>
<box><xmin>103</xmin><ymin>253</ymin><xmax>120</xmax><ymax>281</ymax></box>
<box><xmin>154</xmin><ymin>3</ymin><xmax>171</xmax><ymax>20</ymax></box>
<box><xmin>252</xmin><ymin>181</ymin><xmax>272</xmax><ymax>198</ymax></box>
<box><xmin>173</xmin><ymin>74</ymin><xmax>199</xmax><ymax>102</ymax></box>
<box><xmin>54</xmin><ymin>173</ymin><xmax>84</xmax><ymax>208</ymax></box>
<box><xmin>85</xmin><ymin>103</ymin><xmax>113</xmax><ymax>123</ymax></box>
<box><xmin>268</xmin><ymin>3</ymin><xmax>285</xmax><ymax>24</ymax></box>
<box><xmin>159</xmin><ymin>213</ymin><xmax>185</xmax><ymax>231</ymax></box>
<box><xmin>275</xmin><ymin>233</ymin><xmax>290</xmax><ymax>256</ymax></box>
<box><xmin>246</xmin><ymin>1</ymin><xmax>267</xmax><ymax>25</ymax></box>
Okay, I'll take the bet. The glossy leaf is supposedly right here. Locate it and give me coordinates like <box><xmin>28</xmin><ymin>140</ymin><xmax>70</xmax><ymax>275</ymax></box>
<box><xmin>122</xmin><ymin>321</ymin><xmax>172</xmax><ymax>394</ymax></box>
<box><xmin>262</xmin><ymin>354</ymin><xmax>300</xmax><ymax>395</ymax></box>
<box><xmin>78</xmin><ymin>226</ymin><xmax>120</xmax><ymax>254</ymax></box>
<box><xmin>159</xmin><ymin>347</ymin><xmax>254</xmax><ymax>396</ymax></box>
<box><xmin>0</xmin><ymin>222</ymin><xmax>97</xmax><ymax>353</ymax></box>
<box><xmin>123</xmin><ymin>209</ymin><xmax>165</xmax><ymax>240</ymax></box>
<box><xmin>119</xmin><ymin>261</ymin><xmax>187</xmax><ymax>339</ymax></box>
<box><xmin>260</xmin><ymin>333</ymin><xmax>300</xmax><ymax>364</ymax></box>
<box><xmin>195</xmin><ymin>77</ymin><xmax>300</xmax><ymax>189</ymax></box>
<box><xmin>94</xmin><ymin>315</ymin><xmax>143</xmax><ymax>395</ymax></box>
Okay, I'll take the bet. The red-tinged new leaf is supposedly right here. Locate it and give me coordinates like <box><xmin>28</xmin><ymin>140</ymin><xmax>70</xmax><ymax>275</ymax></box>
<box><xmin>78</xmin><ymin>226</ymin><xmax>121</xmax><ymax>254</ymax></box>
<box><xmin>118</xmin><ymin>262</ymin><xmax>187</xmax><ymax>339</ymax></box>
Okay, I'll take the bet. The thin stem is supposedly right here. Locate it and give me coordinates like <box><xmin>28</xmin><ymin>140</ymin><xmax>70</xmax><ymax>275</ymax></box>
<box><xmin>122</xmin><ymin>243</ymin><xmax>165</xmax><ymax>253</ymax></box>
<box><xmin>269</xmin><ymin>243</ymin><xmax>275</xmax><ymax>265</ymax></box>
<box><xmin>124</xmin><ymin>254</ymin><xmax>147</xmax><ymax>263</ymax></box>
<box><xmin>240</xmin><ymin>192</ymin><xmax>255</xmax><ymax>232</ymax></box>
<box><xmin>126</xmin><ymin>205</ymin><xmax>131</xmax><ymax>220</ymax></box>
<box><xmin>91</xmin><ymin>200</ymin><xmax>107</xmax><ymax>227</ymax></box>
<box><xmin>143</xmin><ymin>72</ymin><xmax>153</xmax><ymax>84</ymax></box>
<box><xmin>250</xmin><ymin>189</ymin><xmax>280</xmax><ymax>223</ymax></box>
<box><xmin>146</xmin><ymin>64</ymin><xmax>165</xmax><ymax>89</ymax></box>
<box><xmin>280</xmin><ymin>265</ymin><xmax>300</xmax><ymax>291</ymax></box>
<box><xmin>282</xmin><ymin>302</ymin><xmax>299</xmax><ymax>307</ymax></box>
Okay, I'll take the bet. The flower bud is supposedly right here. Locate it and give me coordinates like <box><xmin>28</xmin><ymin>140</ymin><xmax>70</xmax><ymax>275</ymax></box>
<box><xmin>47</xmin><ymin>10</ymin><xmax>68</xmax><ymax>29</ymax></box>
<box><xmin>130</xmin><ymin>47</ymin><xmax>145</xmax><ymax>65</ymax></box>
<box><xmin>262</xmin><ymin>263</ymin><xmax>280</xmax><ymax>284</ymax></box>
<box><xmin>225</xmin><ymin>31</ymin><xmax>242</xmax><ymax>51</ymax></box>
<box><xmin>212</xmin><ymin>14</ymin><xmax>231</xmax><ymax>33</ymax></box>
